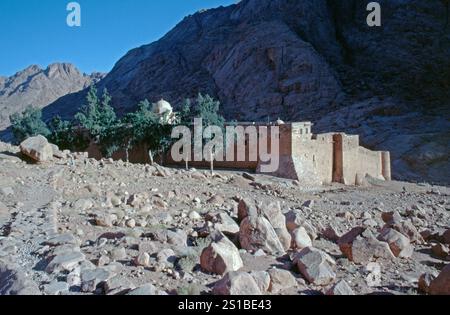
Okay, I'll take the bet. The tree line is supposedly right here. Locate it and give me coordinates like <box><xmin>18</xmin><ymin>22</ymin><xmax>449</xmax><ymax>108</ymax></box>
<box><xmin>10</xmin><ymin>85</ymin><xmax>225</xmax><ymax>163</ymax></box>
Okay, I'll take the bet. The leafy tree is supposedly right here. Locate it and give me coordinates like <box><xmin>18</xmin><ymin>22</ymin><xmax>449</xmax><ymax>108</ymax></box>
<box><xmin>188</xmin><ymin>93</ymin><xmax>225</xmax><ymax>128</ymax></box>
<box><xmin>100</xmin><ymin>99</ymin><xmax>173</xmax><ymax>163</ymax></box>
<box><xmin>123</xmin><ymin>99</ymin><xmax>173</xmax><ymax>163</ymax></box>
<box><xmin>175</xmin><ymin>94</ymin><xmax>226</xmax><ymax>169</ymax></box>
<box><xmin>10</xmin><ymin>106</ymin><xmax>50</xmax><ymax>143</ymax></box>
<box><xmin>73</xmin><ymin>85</ymin><xmax>119</xmax><ymax>155</ymax></box>
<box><xmin>74</xmin><ymin>85</ymin><xmax>117</xmax><ymax>138</ymax></box>
<box><xmin>48</xmin><ymin>116</ymin><xmax>88</xmax><ymax>151</ymax></box>
<box><xmin>179</xmin><ymin>98</ymin><xmax>193</xmax><ymax>125</ymax></box>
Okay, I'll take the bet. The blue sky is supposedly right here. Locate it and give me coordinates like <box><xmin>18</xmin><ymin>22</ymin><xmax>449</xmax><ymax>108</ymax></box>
<box><xmin>0</xmin><ymin>0</ymin><xmax>235</xmax><ymax>77</ymax></box>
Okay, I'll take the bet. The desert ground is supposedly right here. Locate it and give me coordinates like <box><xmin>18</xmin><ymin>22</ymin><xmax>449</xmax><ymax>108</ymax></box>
<box><xmin>0</xmin><ymin>139</ymin><xmax>449</xmax><ymax>295</ymax></box>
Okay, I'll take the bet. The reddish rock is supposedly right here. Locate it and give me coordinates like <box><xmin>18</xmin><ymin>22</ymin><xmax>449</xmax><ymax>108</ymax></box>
<box><xmin>378</xmin><ymin>228</ymin><xmax>414</xmax><ymax>258</ymax></box>
<box><xmin>429</xmin><ymin>265</ymin><xmax>450</xmax><ymax>295</ymax></box>
<box><xmin>200</xmin><ymin>232</ymin><xmax>243</xmax><ymax>275</ymax></box>
<box><xmin>418</xmin><ymin>273</ymin><xmax>437</xmax><ymax>294</ymax></box>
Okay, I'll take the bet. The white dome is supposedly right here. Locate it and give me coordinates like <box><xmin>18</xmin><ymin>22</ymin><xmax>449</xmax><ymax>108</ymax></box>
<box><xmin>275</xmin><ymin>119</ymin><xmax>285</xmax><ymax>125</ymax></box>
<box><xmin>152</xmin><ymin>99</ymin><xmax>173</xmax><ymax>115</ymax></box>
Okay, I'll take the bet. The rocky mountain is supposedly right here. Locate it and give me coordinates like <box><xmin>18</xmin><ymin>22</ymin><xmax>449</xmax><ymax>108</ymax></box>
<box><xmin>11</xmin><ymin>0</ymin><xmax>450</xmax><ymax>183</ymax></box>
<box><xmin>0</xmin><ymin>63</ymin><xmax>104</xmax><ymax>134</ymax></box>
<box><xmin>46</xmin><ymin>0</ymin><xmax>450</xmax><ymax>116</ymax></box>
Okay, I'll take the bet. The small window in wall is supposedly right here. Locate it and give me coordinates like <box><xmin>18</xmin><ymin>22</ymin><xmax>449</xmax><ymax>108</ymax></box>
<box><xmin>300</xmin><ymin>129</ymin><xmax>303</xmax><ymax>135</ymax></box>
<box><xmin>305</xmin><ymin>128</ymin><xmax>309</xmax><ymax>134</ymax></box>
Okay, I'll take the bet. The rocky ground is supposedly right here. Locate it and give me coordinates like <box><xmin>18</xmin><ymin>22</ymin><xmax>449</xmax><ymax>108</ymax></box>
<box><xmin>0</xmin><ymin>137</ymin><xmax>449</xmax><ymax>295</ymax></box>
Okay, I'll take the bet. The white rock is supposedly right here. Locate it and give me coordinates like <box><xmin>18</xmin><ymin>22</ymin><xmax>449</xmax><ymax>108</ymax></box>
<box><xmin>250</xmin><ymin>271</ymin><xmax>271</xmax><ymax>293</ymax></box>
<box><xmin>212</xmin><ymin>272</ymin><xmax>262</xmax><ymax>295</ymax></box>
<box><xmin>292</xmin><ymin>227</ymin><xmax>313</xmax><ymax>249</ymax></box>
<box><xmin>259</xmin><ymin>201</ymin><xmax>292</xmax><ymax>251</ymax></box>
<box><xmin>110</xmin><ymin>247</ymin><xmax>127</xmax><ymax>261</ymax></box>
<box><xmin>126</xmin><ymin>219</ymin><xmax>136</xmax><ymax>228</ymax></box>
<box><xmin>268</xmin><ymin>268</ymin><xmax>297</xmax><ymax>293</ymax></box>
<box><xmin>239</xmin><ymin>215</ymin><xmax>285</xmax><ymax>255</ymax></box>
<box><xmin>19</xmin><ymin>135</ymin><xmax>53</xmax><ymax>162</ymax></box>
<box><xmin>378</xmin><ymin>228</ymin><xmax>414</xmax><ymax>258</ymax></box>
<box><xmin>294</xmin><ymin>247</ymin><xmax>336</xmax><ymax>286</ymax></box>
<box><xmin>325</xmin><ymin>280</ymin><xmax>355</xmax><ymax>295</ymax></box>
<box><xmin>45</xmin><ymin>251</ymin><xmax>85</xmax><ymax>274</ymax></box>
<box><xmin>188</xmin><ymin>211</ymin><xmax>201</xmax><ymax>221</ymax></box>
<box><xmin>134</xmin><ymin>252</ymin><xmax>150</xmax><ymax>267</ymax></box>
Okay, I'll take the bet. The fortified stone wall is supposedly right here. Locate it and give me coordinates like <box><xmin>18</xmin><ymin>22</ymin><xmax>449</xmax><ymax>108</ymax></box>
<box><xmin>289</xmin><ymin>131</ymin><xmax>334</xmax><ymax>185</ymax></box>
<box><xmin>84</xmin><ymin>121</ymin><xmax>391</xmax><ymax>186</ymax></box>
<box><xmin>334</xmin><ymin>133</ymin><xmax>389</xmax><ymax>185</ymax></box>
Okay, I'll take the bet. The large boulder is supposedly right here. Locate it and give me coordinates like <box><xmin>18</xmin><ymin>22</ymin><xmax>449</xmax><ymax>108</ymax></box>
<box><xmin>267</xmin><ymin>268</ymin><xmax>297</xmax><ymax>293</ymax></box>
<box><xmin>259</xmin><ymin>201</ymin><xmax>291</xmax><ymax>251</ymax></box>
<box><xmin>294</xmin><ymin>247</ymin><xmax>336</xmax><ymax>286</ymax></box>
<box><xmin>239</xmin><ymin>214</ymin><xmax>285</xmax><ymax>255</ymax></box>
<box><xmin>206</xmin><ymin>212</ymin><xmax>240</xmax><ymax>235</ymax></box>
<box><xmin>378</xmin><ymin>228</ymin><xmax>414</xmax><ymax>258</ymax></box>
<box><xmin>338</xmin><ymin>227</ymin><xmax>394</xmax><ymax>264</ymax></box>
<box><xmin>19</xmin><ymin>135</ymin><xmax>54</xmax><ymax>162</ymax></box>
<box><xmin>237</xmin><ymin>198</ymin><xmax>258</xmax><ymax>222</ymax></box>
<box><xmin>429</xmin><ymin>264</ymin><xmax>450</xmax><ymax>295</ymax></box>
<box><xmin>212</xmin><ymin>271</ymin><xmax>262</xmax><ymax>295</ymax></box>
<box><xmin>250</xmin><ymin>271</ymin><xmax>271</xmax><ymax>293</ymax></box>
<box><xmin>0</xmin><ymin>261</ymin><xmax>40</xmax><ymax>295</ymax></box>
<box><xmin>200</xmin><ymin>231</ymin><xmax>243</xmax><ymax>275</ymax></box>
<box><xmin>292</xmin><ymin>227</ymin><xmax>313</xmax><ymax>250</ymax></box>
<box><xmin>325</xmin><ymin>280</ymin><xmax>355</xmax><ymax>295</ymax></box>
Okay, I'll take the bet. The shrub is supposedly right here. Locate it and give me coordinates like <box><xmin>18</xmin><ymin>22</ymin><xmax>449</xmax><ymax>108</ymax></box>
<box><xmin>194</xmin><ymin>237</ymin><xmax>211</xmax><ymax>254</ymax></box>
<box><xmin>177</xmin><ymin>284</ymin><xmax>202</xmax><ymax>296</ymax></box>
<box><xmin>9</xmin><ymin>106</ymin><xmax>50</xmax><ymax>143</ymax></box>
<box><xmin>177</xmin><ymin>253</ymin><xmax>199</xmax><ymax>273</ymax></box>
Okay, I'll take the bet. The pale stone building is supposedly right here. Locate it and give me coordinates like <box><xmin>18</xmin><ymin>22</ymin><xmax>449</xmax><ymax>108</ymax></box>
<box><xmin>87</xmin><ymin>119</ymin><xmax>391</xmax><ymax>186</ymax></box>
<box><xmin>166</xmin><ymin>121</ymin><xmax>391</xmax><ymax>186</ymax></box>
<box><xmin>261</xmin><ymin>122</ymin><xmax>391</xmax><ymax>185</ymax></box>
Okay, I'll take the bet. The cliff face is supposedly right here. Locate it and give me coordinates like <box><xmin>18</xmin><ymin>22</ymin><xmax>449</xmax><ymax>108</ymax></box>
<box><xmin>91</xmin><ymin>0</ymin><xmax>449</xmax><ymax>117</ymax></box>
<box><xmin>16</xmin><ymin>0</ymin><xmax>450</xmax><ymax>183</ymax></box>
<box><xmin>95</xmin><ymin>0</ymin><xmax>343</xmax><ymax>120</ymax></box>
<box><xmin>0</xmin><ymin>63</ymin><xmax>104</xmax><ymax>134</ymax></box>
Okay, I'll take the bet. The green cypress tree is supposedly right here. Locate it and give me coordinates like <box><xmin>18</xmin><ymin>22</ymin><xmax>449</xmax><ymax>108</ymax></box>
<box><xmin>75</xmin><ymin>85</ymin><xmax>117</xmax><ymax>138</ymax></box>
<box><xmin>193</xmin><ymin>93</ymin><xmax>225</xmax><ymax>128</ymax></box>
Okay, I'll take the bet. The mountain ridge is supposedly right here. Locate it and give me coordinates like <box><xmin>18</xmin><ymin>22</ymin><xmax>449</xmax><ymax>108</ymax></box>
<box><xmin>0</xmin><ymin>63</ymin><xmax>105</xmax><ymax>139</ymax></box>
